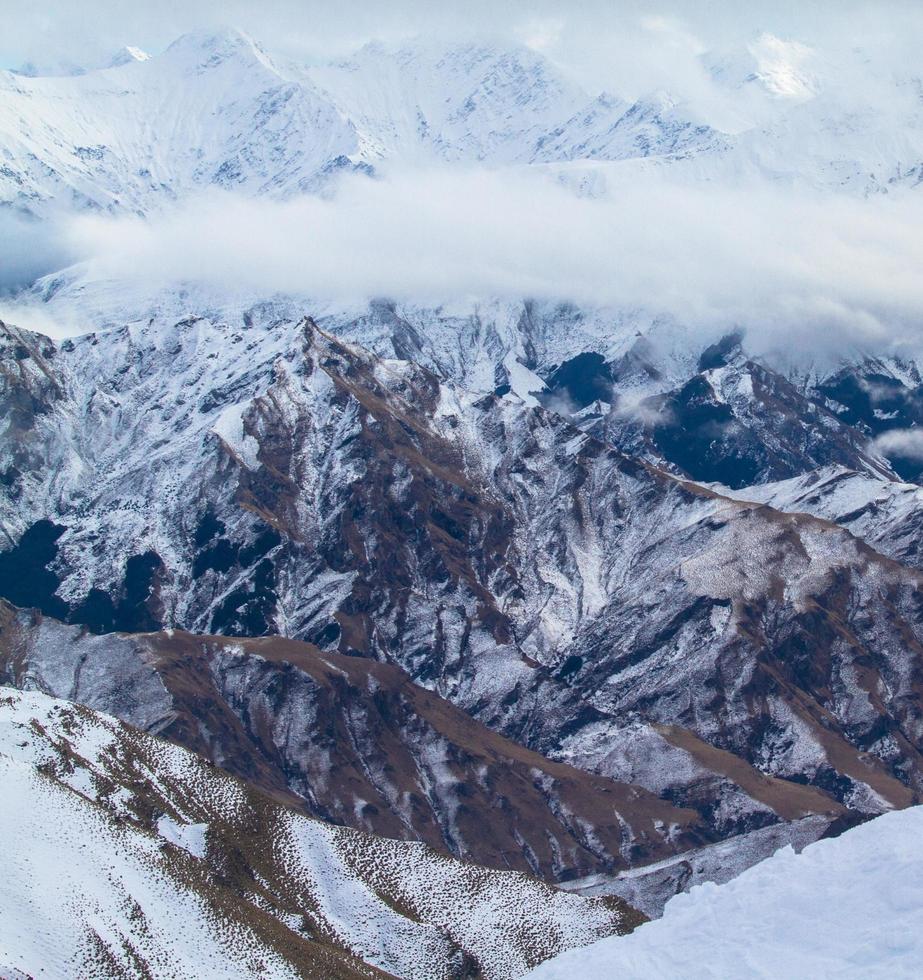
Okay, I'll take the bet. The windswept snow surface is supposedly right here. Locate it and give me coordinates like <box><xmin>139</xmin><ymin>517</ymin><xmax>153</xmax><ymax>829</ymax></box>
<box><xmin>526</xmin><ymin>806</ymin><xmax>923</xmax><ymax>980</ymax></box>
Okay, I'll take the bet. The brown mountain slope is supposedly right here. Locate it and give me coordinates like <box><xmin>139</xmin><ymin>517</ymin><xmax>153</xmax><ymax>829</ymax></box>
<box><xmin>0</xmin><ymin>600</ymin><xmax>723</xmax><ymax>884</ymax></box>
<box><xmin>4</xmin><ymin>316</ymin><xmax>916</xmax><ymax>865</ymax></box>
<box><xmin>0</xmin><ymin>685</ymin><xmax>642</xmax><ymax>979</ymax></box>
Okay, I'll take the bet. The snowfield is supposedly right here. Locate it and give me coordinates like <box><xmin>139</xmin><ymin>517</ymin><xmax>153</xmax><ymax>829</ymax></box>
<box><xmin>526</xmin><ymin>806</ymin><xmax>923</xmax><ymax>980</ymax></box>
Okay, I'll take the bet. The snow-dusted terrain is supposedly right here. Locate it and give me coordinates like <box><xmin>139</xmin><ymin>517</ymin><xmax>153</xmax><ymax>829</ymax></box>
<box><xmin>3</xmin><ymin>313</ymin><xmax>922</xmax><ymax>903</ymax></box>
<box><xmin>526</xmin><ymin>805</ymin><xmax>923</xmax><ymax>980</ymax></box>
<box><xmin>715</xmin><ymin>465</ymin><xmax>923</xmax><ymax>569</ymax></box>
<box><xmin>4</xmin><ymin>23</ymin><xmax>923</xmax><ymax>229</ymax></box>
<box><xmin>3</xmin><ymin>17</ymin><xmax>923</xmax><ymax>978</ymax></box>
<box><xmin>0</xmin><ymin>686</ymin><xmax>637</xmax><ymax>979</ymax></box>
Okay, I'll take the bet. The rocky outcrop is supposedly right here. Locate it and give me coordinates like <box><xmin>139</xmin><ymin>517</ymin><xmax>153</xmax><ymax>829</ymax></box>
<box><xmin>580</xmin><ymin>340</ymin><xmax>896</xmax><ymax>489</ymax></box>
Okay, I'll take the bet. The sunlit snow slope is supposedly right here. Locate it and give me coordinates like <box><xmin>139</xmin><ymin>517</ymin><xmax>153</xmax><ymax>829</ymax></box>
<box><xmin>526</xmin><ymin>806</ymin><xmax>923</xmax><ymax>980</ymax></box>
<box><xmin>0</xmin><ymin>686</ymin><xmax>639</xmax><ymax>980</ymax></box>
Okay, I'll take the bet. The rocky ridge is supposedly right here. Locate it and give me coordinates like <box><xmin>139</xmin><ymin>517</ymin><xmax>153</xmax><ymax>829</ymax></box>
<box><xmin>2</xmin><ymin>313</ymin><xmax>921</xmax><ymax>895</ymax></box>
<box><xmin>0</xmin><ymin>685</ymin><xmax>639</xmax><ymax>978</ymax></box>
<box><xmin>0</xmin><ymin>600</ymin><xmax>710</xmax><ymax>886</ymax></box>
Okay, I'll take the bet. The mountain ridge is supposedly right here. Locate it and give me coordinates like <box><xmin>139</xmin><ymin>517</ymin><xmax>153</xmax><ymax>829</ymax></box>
<box><xmin>3</xmin><ymin>312</ymin><xmax>920</xmax><ymax>901</ymax></box>
<box><xmin>0</xmin><ymin>684</ymin><xmax>639</xmax><ymax>978</ymax></box>
<box><xmin>0</xmin><ymin>597</ymin><xmax>714</xmax><ymax>888</ymax></box>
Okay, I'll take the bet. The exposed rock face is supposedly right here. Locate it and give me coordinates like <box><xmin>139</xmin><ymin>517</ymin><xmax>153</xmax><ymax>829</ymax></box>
<box><xmin>0</xmin><ymin>685</ymin><xmax>640</xmax><ymax>979</ymax></box>
<box><xmin>814</xmin><ymin>357</ymin><xmax>923</xmax><ymax>482</ymax></box>
<box><xmin>0</xmin><ymin>323</ymin><xmax>66</xmax><ymax>548</ymax></box>
<box><xmin>578</xmin><ymin>340</ymin><xmax>896</xmax><ymax>489</ymax></box>
<box><xmin>0</xmin><ymin>600</ymin><xmax>709</xmax><ymax>884</ymax></box>
<box><xmin>2</xmin><ymin>313</ymin><xmax>922</xmax><ymax>891</ymax></box>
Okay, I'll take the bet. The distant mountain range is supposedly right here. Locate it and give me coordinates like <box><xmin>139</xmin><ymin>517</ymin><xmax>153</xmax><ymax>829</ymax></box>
<box><xmin>4</xmin><ymin>25</ymin><xmax>923</xmax><ymax>224</ymax></box>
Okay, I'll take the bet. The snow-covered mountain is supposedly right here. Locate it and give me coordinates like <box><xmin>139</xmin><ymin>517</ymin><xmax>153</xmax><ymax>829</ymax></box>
<box><xmin>5</xmin><ymin>24</ymin><xmax>923</xmax><ymax>225</ymax></box>
<box><xmin>4</xmin><ymin>20</ymin><xmax>923</xmax><ymax>976</ymax></box>
<box><xmin>0</xmin><ymin>29</ymin><xmax>359</xmax><ymax>217</ymax></box>
<box><xmin>0</xmin><ymin>27</ymin><xmax>707</xmax><ymax>220</ymax></box>
<box><xmin>0</xmin><ymin>685</ymin><xmax>638</xmax><ymax>979</ymax></box>
<box><xmin>0</xmin><ymin>598</ymin><xmax>712</xmax><ymax>891</ymax></box>
<box><xmin>4</xmin><ymin>311</ymin><xmax>922</xmax><ymax>886</ymax></box>
<box><xmin>531</xmin><ymin>91</ymin><xmax>725</xmax><ymax>164</ymax></box>
<box><xmin>307</xmin><ymin>39</ymin><xmax>587</xmax><ymax>164</ymax></box>
<box><xmin>526</xmin><ymin>805</ymin><xmax>923</xmax><ymax>979</ymax></box>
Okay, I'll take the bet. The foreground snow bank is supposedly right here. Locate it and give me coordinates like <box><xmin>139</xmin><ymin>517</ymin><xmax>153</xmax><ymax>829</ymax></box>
<box><xmin>527</xmin><ymin>806</ymin><xmax>923</xmax><ymax>980</ymax></box>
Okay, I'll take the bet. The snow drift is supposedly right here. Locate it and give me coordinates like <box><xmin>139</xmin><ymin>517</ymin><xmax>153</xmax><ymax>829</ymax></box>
<box><xmin>527</xmin><ymin>806</ymin><xmax>923</xmax><ymax>980</ymax></box>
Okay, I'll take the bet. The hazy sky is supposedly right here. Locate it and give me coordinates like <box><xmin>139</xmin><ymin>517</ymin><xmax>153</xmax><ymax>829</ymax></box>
<box><xmin>2</xmin><ymin>0</ymin><xmax>919</xmax><ymax>92</ymax></box>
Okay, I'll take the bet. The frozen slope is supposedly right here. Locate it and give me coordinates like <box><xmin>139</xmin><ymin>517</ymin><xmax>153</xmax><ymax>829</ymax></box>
<box><xmin>0</xmin><ymin>686</ymin><xmax>638</xmax><ymax>980</ymax></box>
<box><xmin>716</xmin><ymin>465</ymin><xmax>923</xmax><ymax>569</ymax></box>
<box><xmin>526</xmin><ymin>806</ymin><xmax>923</xmax><ymax>980</ymax></box>
<box><xmin>307</xmin><ymin>40</ymin><xmax>588</xmax><ymax>164</ymax></box>
<box><xmin>0</xmin><ymin>28</ymin><xmax>359</xmax><ymax>217</ymax></box>
<box><xmin>0</xmin><ymin>27</ymin><xmax>729</xmax><ymax>221</ymax></box>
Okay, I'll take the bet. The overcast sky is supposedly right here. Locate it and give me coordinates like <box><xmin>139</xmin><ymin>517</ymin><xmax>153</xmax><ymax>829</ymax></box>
<box><xmin>2</xmin><ymin>0</ymin><xmax>920</xmax><ymax>93</ymax></box>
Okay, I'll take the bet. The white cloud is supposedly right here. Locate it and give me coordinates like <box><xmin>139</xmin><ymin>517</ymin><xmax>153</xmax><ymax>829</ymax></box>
<box><xmin>57</xmin><ymin>164</ymin><xmax>923</xmax><ymax>358</ymax></box>
<box><xmin>871</xmin><ymin>429</ymin><xmax>923</xmax><ymax>461</ymax></box>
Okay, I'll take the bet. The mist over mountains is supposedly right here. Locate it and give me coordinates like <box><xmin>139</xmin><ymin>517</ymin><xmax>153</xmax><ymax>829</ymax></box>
<box><xmin>4</xmin><ymin>17</ymin><xmax>923</xmax><ymax>358</ymax></box>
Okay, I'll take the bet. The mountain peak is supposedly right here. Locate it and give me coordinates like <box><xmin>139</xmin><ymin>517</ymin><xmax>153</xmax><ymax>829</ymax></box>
<box><xmin>162</xmin><ymin>27</ymin><xmax>274</xmax><ymax>72</ymax></box>
<box><xmin>107</xmin><ymin>45</ymin><xmax>150</xmax><ymax>69</ymax></box>
<box><xmin>704</xmin><ymin>32</ymin><xmax>818</xmax><ymax>102</ymax></box>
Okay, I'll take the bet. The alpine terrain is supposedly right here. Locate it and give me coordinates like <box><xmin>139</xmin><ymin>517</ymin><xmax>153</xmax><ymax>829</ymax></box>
<box><xmin>2</xmin><ymin>10</ymin><xmax>923</xmax><ymax>978</ymax></box>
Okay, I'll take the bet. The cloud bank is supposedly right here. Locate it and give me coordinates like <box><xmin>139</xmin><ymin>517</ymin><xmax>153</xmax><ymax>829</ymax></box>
<box><xmin>872</xmin><ymin>429</ymin><xmax>923</xmax><ymax>463</ymax></box>
<box><xmin>6</xmin><ymin>2</ymin><xmax>923</xmax><ymax>361</ymax></box>
<box><xmin>60</xmin><ymin>166</ymin><xmax>923</xmax><ymax>356</ymax></box>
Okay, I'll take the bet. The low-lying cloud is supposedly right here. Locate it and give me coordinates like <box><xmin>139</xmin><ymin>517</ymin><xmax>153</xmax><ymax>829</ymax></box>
<box><xmin>872</xmin><ymin>429</ymin><xmax>923</xmax><ymax>462</ymax></box>
<box><xmin>62</xmin><ymin>165</ymin><xmax>923</xmax><ymax>358</ymax></box>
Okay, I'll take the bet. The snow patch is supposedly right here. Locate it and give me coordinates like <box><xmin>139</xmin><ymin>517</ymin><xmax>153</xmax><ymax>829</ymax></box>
<box><xmin>157</xmin><ymin>815</ymin><xmax>209</xmax><ymax>858</ymax></box>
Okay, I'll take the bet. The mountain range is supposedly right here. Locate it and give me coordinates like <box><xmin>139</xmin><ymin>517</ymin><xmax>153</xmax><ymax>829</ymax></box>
<box><xmin>5</xmin><ymin>24</ymin><xmax>923</xmax><ymax>224</ymax></box>
<box><xmin>3</xmin><ymin>23</ymin><xmax>923</xmax><ymax>979</ymax></box>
